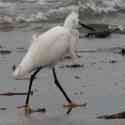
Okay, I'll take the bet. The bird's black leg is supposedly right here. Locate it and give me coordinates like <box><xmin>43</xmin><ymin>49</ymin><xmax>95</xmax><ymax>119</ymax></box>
<box><xmin>66</xmin><ymin>108</ymin><xmax>73</xmax><ymax>115</ymax></box>
<box><xmin>52</xmin><ymin>67</ymin><xmax>72</xmax><ymax>103</ymax></box>
<box><xmin>25</xmin><ymin>67</ymin><xmax>42</xmax><ymax>107</ymax></box>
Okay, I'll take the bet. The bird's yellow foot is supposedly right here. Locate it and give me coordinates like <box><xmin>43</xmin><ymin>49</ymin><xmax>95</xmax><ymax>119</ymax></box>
<box><xmin>17</xmin><ymin>104</ymin><xmax>32</xmax><ymax>115</ymax></box>
<box><xmin>24</xmin><ymin>105</ymin><xmax>32</xmax><ymax>115</ymax></box>
<box><xmin>63</xmin><ymin>102</ymin><xmax>86</xmax><ymax>108</ymax></box>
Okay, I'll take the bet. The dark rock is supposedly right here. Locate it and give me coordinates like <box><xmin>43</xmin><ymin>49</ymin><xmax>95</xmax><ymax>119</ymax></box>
<box><xmin>0</xmin><ymin>107</ymin><xmax>7</xmax><ymax>110</ymax></box>
<box><xmin>109</xmin><ymin>60</ymin><xmax>118</xmax><ymax>64</ymax></box>
<box><xmin>31</xmin><ymin>108</ymin><xmax>46</xmax><ymax>113</ymax></box>
<box><xmin>0</xmin><ymin>91</ymin><xmax>33</xmax><ymax>96</ymax></box>
<box><xmin>60</xmin><ymin>64</ymin><xmax>84</xmax><ymax>69</ymax></box>
<box><xmin>97</xmin><ymin>111</ymin><xmax>125</xmax><ymax>119</ymax></box>
<box><xmin>0</xmin><ymin>50</ymin><xmax>11</xmax><ymax>54</ymax></box>
<box><xmin>12</xmin><ymin>64</ymin><xmax>16</xmax><ymax>71</ymax></box>
<box><xmin>74</xmin><ymin>76</ymin><xmax>80</xmax><ymax>79</ymax></box>
<box><xmin>119</xmin><ymin>48</ymin><xmax>125</xmax><ymax>56</ymax></box>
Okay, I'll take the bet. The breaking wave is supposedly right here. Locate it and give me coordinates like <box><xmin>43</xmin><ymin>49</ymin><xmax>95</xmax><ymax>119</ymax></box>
<box><xmin>0</xmin><ymin>0</ymin><xmax>125</xmax><ymax>30</ymax></box>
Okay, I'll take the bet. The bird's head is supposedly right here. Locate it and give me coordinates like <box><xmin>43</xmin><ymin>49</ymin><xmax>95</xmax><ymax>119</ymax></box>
<box><xmin>64</xmin><ymin>1</ymin><xmax>87</xmax><ymax>30</ymax></box>
<box><xmin>64</xmin><ymin>11</ymin><xmax>79</xmax><ymax>30</ymax></box>
<box><xmin>63</xmin><ymin>0</ymin><xmax>83</xmax><ymax>30</ymax></box>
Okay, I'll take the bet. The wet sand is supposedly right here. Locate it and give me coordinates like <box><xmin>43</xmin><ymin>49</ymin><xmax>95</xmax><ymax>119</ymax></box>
<box><xmin>0</xmin><ymin>31</ymin><xmax>125</xmax><ymax>124</ymax></box>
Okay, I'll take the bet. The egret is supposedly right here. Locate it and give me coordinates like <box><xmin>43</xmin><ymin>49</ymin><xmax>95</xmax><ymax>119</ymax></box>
<box><xmin>13</xmin><ymin>7</ymin><xmax>84</xmax><ymax>114</ymax></box>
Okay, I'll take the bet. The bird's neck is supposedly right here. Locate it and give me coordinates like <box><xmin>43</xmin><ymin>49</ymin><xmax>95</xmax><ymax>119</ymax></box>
<box><xmin>64</xmin><ymin>21</ymin><xmax>74</xmax><ymax>30</ymax></box>
<box><xmin>64</xmin><ymin>11</ymin><xmax>78</xmax><ymax>30</ymax></box>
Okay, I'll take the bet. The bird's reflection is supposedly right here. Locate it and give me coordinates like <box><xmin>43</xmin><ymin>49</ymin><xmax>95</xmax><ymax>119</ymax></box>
<box><xmin>65</xmin><ymin>102</ymin><xmax>87</xmax><ymax>115</ymax></box>
<box><xmin>66</xmin><ymin>108</ymin><xmax>73</xmax><ymax>115</ymax></box>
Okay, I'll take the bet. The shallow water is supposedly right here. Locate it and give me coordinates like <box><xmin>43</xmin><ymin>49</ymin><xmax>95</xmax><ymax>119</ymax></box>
<box><xmin>0</xmin><ymin>31</ymin><xmax>125</xmax><ymax>124</ymax></box>
<box><xmin>0</xmin><ymin>0</ymin><xmax>125</xmax><ymax>32</ymax></box>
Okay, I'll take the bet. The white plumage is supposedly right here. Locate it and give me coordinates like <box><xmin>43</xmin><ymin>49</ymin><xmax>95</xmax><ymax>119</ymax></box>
<box><xmin>13</xmin><ymin>11</ymin><xmax>79</xmax><ymax>79</ymax></box>
<box><xmin>13</xmin><ymin>7</ymin><xmax>82</xmax><ymax>113</ymax></box>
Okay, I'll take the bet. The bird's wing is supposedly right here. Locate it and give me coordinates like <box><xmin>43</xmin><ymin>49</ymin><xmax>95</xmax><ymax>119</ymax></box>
<box><xmin>28</xmin><ymin>26</ymin><xmax>70</xmax><ymax>65</ymax></box>
<box><xmin>13</xmin><ymin>26</ymin><xmax>71</xmax><ymax>78</ymax></box>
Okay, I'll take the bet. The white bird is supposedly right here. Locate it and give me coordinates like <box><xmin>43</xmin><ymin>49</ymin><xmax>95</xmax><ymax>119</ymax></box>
<box><xmin>13</xmin><ymin>6</ymin><xmax>83</xmax><ymax>114</ymax></box>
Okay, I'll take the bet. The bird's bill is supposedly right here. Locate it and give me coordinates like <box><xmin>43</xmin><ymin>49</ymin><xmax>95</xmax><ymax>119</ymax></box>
<box><xmin>79</xmin><ymin>21</ymin><xmax>96</xmax><ymax>31</ymax></box>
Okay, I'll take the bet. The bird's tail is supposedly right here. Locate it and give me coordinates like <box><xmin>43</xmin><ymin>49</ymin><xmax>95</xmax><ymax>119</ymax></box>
<box><xmin>13</xmin><ymin>63</ymin><xmax>32</xmax><ymax>79</ymax></box>
<box><xmin>13</xmin><ymin>65</ymin><xmax>25</xmax><ymax>79</ymax></box>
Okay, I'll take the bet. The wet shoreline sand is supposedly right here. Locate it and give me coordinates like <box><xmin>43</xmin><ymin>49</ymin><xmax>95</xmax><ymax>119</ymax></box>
<box><xmin>0</xmin><ymin>31</ymin><xmax>125</xmax><ymax>124</ymax></box>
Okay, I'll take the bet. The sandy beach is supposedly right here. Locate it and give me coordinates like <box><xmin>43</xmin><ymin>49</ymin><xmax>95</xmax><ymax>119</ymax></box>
<box><xmin>0</xmin><ymin>31</ymin><xmax>124</xmax><ymax>124</ymax></box>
